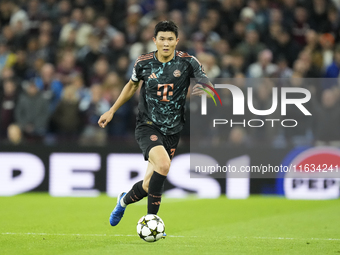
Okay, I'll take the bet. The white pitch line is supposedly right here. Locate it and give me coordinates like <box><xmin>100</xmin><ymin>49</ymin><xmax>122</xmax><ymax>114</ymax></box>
<box><xmin>1</xmin><ymin>233</ymin><xmax>339</xmax><ymax>241</ymax></box>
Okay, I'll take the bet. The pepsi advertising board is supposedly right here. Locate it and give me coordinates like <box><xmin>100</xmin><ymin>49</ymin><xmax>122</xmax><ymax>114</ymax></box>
<box><xmin>277</xmin><ymin>147</ymin><xmax>340</xmax><ymax>200</ymax></box>
<box><xmin>0</xmin><ymin>145</ymin><xmax>339</xmax><ymax>199</ymax></box>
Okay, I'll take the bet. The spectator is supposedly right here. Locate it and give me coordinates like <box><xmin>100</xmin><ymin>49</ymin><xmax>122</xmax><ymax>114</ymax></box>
<box><xmin>220</xmin><ymin>51</ymin><xmax>246</xmax><ymax>78</ymax></box>
<box><xmin>42</xmin><ymin>0</ymin><xmax>59</xmax><ymax>22</ymax></box>
<box><xmin>102</xmin><ymin>72</ymin><xmax>133</xmax><ymax>137</ymax></box>
<box><xmin>219</xmin><ymin>0</ymin><xmax>238</xmax><ymax>33</ymax></box>
<box><xmin>8</xmin><ymin>0</ymin><xmax>30</xmax><ymax>32</ymax></box>
<box><xmin>284</xmin><ymin>76</ymin><xmax>313</xmax><ymax>146</ymax></box>
<box><xmin>129</xmin><ymin>22</ymin><xmax>157</xmax><ymax>61</ymax></box>
<box><xmin>123</xmin><ymin>4</ymin><xmax>143</xmax><ymax>45</ymax></box>
<box><xmin>93</xmin><ymin>16</ymin><xmax>120</xmax><ymax>50</ymax></box>
<box><xmin>79</xmin><ymin>84</ymin><xmax>110</xmax><ymax>145</ymax></box>
<box><xmin>0</xmin><ymin>1</ymin><xmax>11</xmax><ymax>27</ymax></box>
<box><xmin>0</xmin><ymin>78</ymin><xmax>18</xmax><ymax>138</ymax></box>
<box><xmin>212</xmin><ymin>39</ymin><xmax>230</xmax><ymax>59</ymax></box>
<box><xmin>15</xmin><ymin>81</ymin><xmax>49</xmax><ymax>139</ymax></box>
<box><xmin>227</xmin><ymin>126</ymin><xmax>248</xmax><ymax>147</ymax></box>
<box><xmin>282</xmin><ymin>0</ymin><xmax>297</xmax><ymax>24</ymax></box>
<box><xmin>140</xmin><ymin>0</ymin><xmax>168</xmax><ymax>27</ymax></box>
<box><xmin>39</xmin><ymin>21</ymin><xmax>54</xmax><ymax>40</ymax></box>
<box><xmin>291</xmin><ymin>5</ymin><xmax>310</xmax><ymax>46</ymax></box>
<box><xmin>303</xmin><ymin>29</ymin><xmax>323</xmax><ymax>70</ymax></box>
<box><xmin>1</xmin><ymin>66</ymin><xmax>15</xmax><ymax>81</ymax></box>
<box><xmin>59</xmin><ymin>8</ymin><xmax>93</xmax><ymax>48</ymax></box>
<box><xmin>6</xmin><ymin>123</ymin><xmax>23</xmax><ymax>145</ymax></box>
<box><xmin>56</xmin><ymin>0</ymin><xmax>72</xmax><ymax>18</ymax></box>
<box><xmin>115</xmin><ymin>54</ymin><xmax>130</xmax><ymax>79</ymax></box>
<box><xmin>324</xmin><ymin>44</ymin><xmax>340</xmax><ymax>78</ymax></box>
<box><xmin>79</xmin><ymin>36</ymin><xmax>104</xmax><ymax>83</ymax></box>
<box><xmin>27</xmin><ymin>0</ymin><xmax>46</xmax><ymax>36</ymax></box>
<box><xmin>100</xmin><ymin>0</ymin><xmax>127</xmax><ymax>32</ymax></box>
<box><xmin>108</xmin><ymin>33</ymin><xmax>129</xmax><ymax>67</ymax></box>
<box><xmin>70</xmin><ymin>75</ymin><xmax>87</xmax><ymax>100</ymax></box>
<box><xmin>34</xmin><ymin>63</ymin><xmax>63</xmax><ymax>112</ymax></box>
<box><xmin>247</xmin><ymin>80</ymin><xmax>280</xmax><ymax>145</ymax></box>
<box><xmin>0</xmin><ymin>38</ymin><xmax>16</xmax><ymax>75</ymax></box>
<box><xmin>239</xmin><ymin>7</ymin><xmax>256</xmax><ymax>31</ymax></box>
<box><xmin>206</xmin><ymin>9</ymin><xmax>223</xmax><ymax>36</ymax></box>
<box><xmin>237</xmin><ymin>29</ymin><xmax>266</xmax><ymax>67</ymax></box>
<box><xmin>197</xmin><ymin>52</ymin><xmax>221</xmax><ymax>79</ymax></box>
<box><xmin>249</xmin><ymin>0</ymin><xmax>270</xmax><ymax>36</ymax></box>
<box><xmin>319</xmin><ymin>33</ymin><xmax>335</xmax><ymax>70</ymax></box>
<box><xmin>298</xmin><ymin>50</ymin><xmax>321</xmax><ymax>78</ymax></box>
<box><xmin>275</xmin><ymin>56</ymin><xmax>293</xmax><ymax>78</ymax></box>
<box><xmin>56</xmin><ymin>52</ymin><xmax>81</xmax><ymax>86</ymax></box>
<box><xmin>89</xmin><ymin>57</ymin><xmax>110</xmax><ymax>86</ymax></box>
<box><xmin>310</xmin><ymin>0</ymin><xmax>329</xmax><ymax>33</ymax></box>
<box><xmin>274</xmin><ymin>28</ymin><xmax>301</xmax><ymax>67</ymax></box>
<box><xmin>51</xmin><ymin>85</ymin><xmax>82</xmax><ymax>138</ymax></box>
<box><xmin>83</xmin><ymin>6</ymin><xmax>96</xmax><ymax>26</ymax></box>
<box><xmin>1</xmin><ymin>25</ymin><xmax>20</xmax><ymax>52</ymax></box>
<box><xmin>26</xmin><ymin>37</ymin><xmax>39</xmax><ymax>64</ymax></box>
<box><xmin>228</xmin><ymin>21</ymin><xmax>246</xmax><ymax>49</ymax></box>
<box><xmin>325</xmin><ymin>7</ymin><xmax>340</xmax><ymax>36</ymax></box>
<box><xmin>263</xmin><ymin>22</ymin><xmax>282</xmax><ymax>57</ymax></box>
<box><xmin>313</xmin><ymin>88</ymin><xmax>340</xmax><ymax>146</ymax></box>
<box><xmin>26</xmin><ymin>57</ymin><xmax>45</xmax><ymax>80</ymax></box>
<box><xmin>12</xmin><ymin>49</ymin><xmax>29</xmax><ymax>81</ymax></box>
<box><xmin>191</xmin><ymin>18</ymin><xmax>221</xmax><ymax>47</ymax></box>
<box><xmin>182</xmin><ymin>5</ymin><xmax>199</xmax><ymax>36</ymax></box>
<box><xmin>247</xmin><ymin>49</ymin><xmax>278</xmax><ymax>78</ymax></box>
<box><xmin>37</xmin><ymin>32</ymin><xmax>56</xmax><ymax>64</ymax></box>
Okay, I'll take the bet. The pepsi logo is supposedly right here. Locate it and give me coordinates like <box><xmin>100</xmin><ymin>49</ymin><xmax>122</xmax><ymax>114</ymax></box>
<box><xmin>281</xmin><ymin>147</ymin><xmax>340</xmax><ymax>200</ymax></box>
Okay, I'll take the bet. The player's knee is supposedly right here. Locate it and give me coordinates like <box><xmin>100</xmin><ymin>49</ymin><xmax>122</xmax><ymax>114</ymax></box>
<box><xmin>156</xmin><ymin>160</ymin><xmax>170</xmax><ymax>175</ymax></box>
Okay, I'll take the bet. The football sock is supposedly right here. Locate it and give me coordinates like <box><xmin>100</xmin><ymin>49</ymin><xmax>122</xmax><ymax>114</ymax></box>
<box><xmin>122</xmin><ymin>180</ymin><xmax>148</xmax><ymax>207</ymax></box>
<box><xmin>147</xmin><ymin>171</ymin><xmax>167</xmax><ymax>215</ymax></box>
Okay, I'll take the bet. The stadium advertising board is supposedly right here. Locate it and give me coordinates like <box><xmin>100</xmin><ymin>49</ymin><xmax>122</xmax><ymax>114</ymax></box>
<box><xmin>277</xmin><ymin>147</ymin><xmax>340</xmax><ymax>199</ymax></box>
<box><xmin>0</xmin><ymin>146</ymin><xmax>339</xmax><ymax>199</ymax></box>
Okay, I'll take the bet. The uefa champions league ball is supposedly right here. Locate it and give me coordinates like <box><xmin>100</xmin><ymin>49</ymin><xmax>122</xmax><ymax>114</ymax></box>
<box><xmin>137</xmin><ymin>214</ymin><xmax>165</xmax><ymax>242</ymax></box>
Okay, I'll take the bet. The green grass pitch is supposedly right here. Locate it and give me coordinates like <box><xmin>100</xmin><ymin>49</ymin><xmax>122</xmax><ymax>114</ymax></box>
<box><xmin>1</xmin><ymin>193</ymin><xmax>339</xmax><ymax>255</ymax></box>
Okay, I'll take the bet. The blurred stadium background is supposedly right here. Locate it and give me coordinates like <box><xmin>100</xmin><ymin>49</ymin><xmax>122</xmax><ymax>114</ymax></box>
<box><xmin>1</xmin><ymin>0</ymin><xmax>340</xmax><ymax>199</ymax></box>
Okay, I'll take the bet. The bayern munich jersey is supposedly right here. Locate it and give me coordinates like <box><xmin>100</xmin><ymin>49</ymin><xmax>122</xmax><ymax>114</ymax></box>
<box><xmin>131</xmin><ymin>50</ymin><xmax>208</xmax><ymax>135</ymax></box>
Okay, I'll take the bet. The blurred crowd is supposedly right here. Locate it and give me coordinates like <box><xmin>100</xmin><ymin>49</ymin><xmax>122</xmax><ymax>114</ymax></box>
<box><xmin>1</xmin><ymin>0</ymin><xmax>340</xmax><ymax>147</ymax></box>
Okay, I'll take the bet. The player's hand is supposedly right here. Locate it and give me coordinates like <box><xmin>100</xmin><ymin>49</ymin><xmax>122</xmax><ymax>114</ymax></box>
<box><xmin>191</xmin><ymin>84</ymin><xmax>205</xmax><ymax>96</ymax></box>
<box><xmin>98</xmin><ymin>111</ymin><xmax>114</xmax><ymax>128</ymax></box>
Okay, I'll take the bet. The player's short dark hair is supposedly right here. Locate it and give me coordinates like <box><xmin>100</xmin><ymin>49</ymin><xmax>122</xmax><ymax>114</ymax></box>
<box><xmin>154</xmin><ymin>21</ymin><xmax>178</xmax><ymax>38</ymax></box>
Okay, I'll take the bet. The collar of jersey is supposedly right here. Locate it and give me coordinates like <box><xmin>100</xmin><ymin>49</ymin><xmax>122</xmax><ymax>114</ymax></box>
<box><xmin>153</xmin><ymin>50</ymin><xmax>176</xmax><ymax>63</ymax></box>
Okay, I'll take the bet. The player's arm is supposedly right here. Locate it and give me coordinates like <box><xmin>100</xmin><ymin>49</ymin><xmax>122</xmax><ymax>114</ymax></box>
<box><xmin>191</xmin><ymin>82</ymin><xmax>214</xmax><ymax>98</ymax></box>
<box><xmin>188</xmin><ymin>55</ymin><xmax>214</xmax><ymax>98</ymax></box>
<box><xmin>98</xmin><ymin>79</ymin><xmax>139</xmax><ymax>128</ymax></box>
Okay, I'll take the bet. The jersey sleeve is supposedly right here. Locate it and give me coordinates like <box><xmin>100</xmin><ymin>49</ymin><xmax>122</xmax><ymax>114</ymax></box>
<box><xmin>131</xmin><ymin>58</ymin><xmax>142</xmax><ymax>82</ymax></box>
<box><xmin>189</xmin><ymin>56</ymin><xmax>208</xmax><ymax>80</ymax></box>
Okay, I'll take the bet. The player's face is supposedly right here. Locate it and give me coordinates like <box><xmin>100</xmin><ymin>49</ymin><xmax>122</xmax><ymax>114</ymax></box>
<box><xmin>153</xmin><ymin>31</ymin><xmax>179</xmax><ymax>59</ymax></box>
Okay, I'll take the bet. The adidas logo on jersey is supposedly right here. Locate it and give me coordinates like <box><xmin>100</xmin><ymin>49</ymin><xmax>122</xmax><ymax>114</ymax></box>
<box><xmin>148</xmin><ymin>73</ymin><xmax>157</xmax><ymax>79</ymax></box>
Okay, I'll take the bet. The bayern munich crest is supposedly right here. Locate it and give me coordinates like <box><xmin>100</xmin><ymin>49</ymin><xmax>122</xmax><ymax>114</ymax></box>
<box><xmin>150</xmin><ymin>135</ymin><xmax>158</xmax><ymax>141</ymax></box>
<box><xmin>173</xmin><ymin>70</ymin><xmax>181</xmax><ymax>77</ymax></box>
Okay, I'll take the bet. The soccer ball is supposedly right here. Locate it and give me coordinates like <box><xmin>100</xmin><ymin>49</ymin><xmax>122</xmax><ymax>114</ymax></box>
<box><xmin>137</xmin><ymin>214</ymin><xmax>165</xmax><ymax>242</ymax></box>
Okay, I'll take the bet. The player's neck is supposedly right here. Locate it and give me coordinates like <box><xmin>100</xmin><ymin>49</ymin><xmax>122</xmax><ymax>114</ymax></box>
<box><xmin>155</xmin><ymin>51</ymin><xmax>174</xmax><ymax>63</ymax></box>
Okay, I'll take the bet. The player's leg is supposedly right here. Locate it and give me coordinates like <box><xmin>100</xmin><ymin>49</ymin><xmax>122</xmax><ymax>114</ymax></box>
<box><xmin>142</xmin><ymin>161</ymin><xmax>154</xmax><ymax>193</ymax></box>
<box><xmin>109</xmin><ymin>164</ymin><xmax>152</xmax><ymax>226</ymax></box>
<box><xmin>122</xmin><ymin>162</ymin><xmax>153</xmax><ymax>204</ymax></box>
<box><xmin>147</xmin><ymin>145</ymin><xmax>171</xmax><ymax>215</ymax></box>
